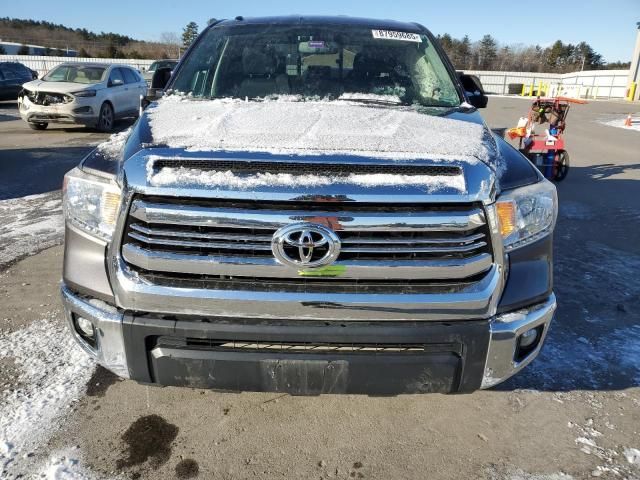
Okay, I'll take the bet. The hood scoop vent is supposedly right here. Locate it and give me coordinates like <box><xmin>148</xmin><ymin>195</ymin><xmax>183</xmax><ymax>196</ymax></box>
<box><xmin>150</xmin><ymin>158</ymin><xmax>462</xmax><ymax>177</ymax></box>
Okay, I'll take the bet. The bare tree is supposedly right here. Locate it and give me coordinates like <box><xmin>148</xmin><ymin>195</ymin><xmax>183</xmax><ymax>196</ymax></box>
<box><xmin>160</xmin><ymin>32</ymin><xmax>181</xmax><ymax>58</ymax></box>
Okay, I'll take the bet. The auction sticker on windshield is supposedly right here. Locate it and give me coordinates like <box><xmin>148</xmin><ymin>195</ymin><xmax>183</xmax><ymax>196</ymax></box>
<box><xmin>371</xmin><ymin>30</ymin><xmax>422</xmax><ymax>42</ymax></box>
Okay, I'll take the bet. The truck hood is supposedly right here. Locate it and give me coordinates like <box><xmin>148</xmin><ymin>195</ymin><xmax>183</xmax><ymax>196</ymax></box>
<box><xmin>87</xmin><ymin>95</ymin><xmax>502</xmax><ymax>203</ymax></box>
<box><xmin>139</xmin><ymin>95</ymin><xmax>498</xmax><ymax>165</ymax></box>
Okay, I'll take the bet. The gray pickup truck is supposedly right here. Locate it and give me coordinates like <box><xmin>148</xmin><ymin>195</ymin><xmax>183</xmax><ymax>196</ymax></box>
<box><xmin>61</xmin><ymin>16</ymin><xmax>557</xmax><ymax>394</ymax></box>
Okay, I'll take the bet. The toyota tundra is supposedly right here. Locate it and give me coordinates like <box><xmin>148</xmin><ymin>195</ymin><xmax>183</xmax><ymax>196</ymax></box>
<box><xmin>61</xmin><ymin>16</ymin><xmax>557</xmax><ymax>394</ymax></box>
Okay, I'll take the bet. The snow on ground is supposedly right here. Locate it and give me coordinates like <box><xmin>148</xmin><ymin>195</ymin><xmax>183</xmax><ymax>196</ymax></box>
<box><xmin>598</xmin><ymin>116</ymin><xmax>640</xmax><ymax>132</ymax></box>
<box><xmin>0</xmin><ymin>317</ymin><xmax>95</xmax><ymax>477</ymax></box>
<box><xmin>148</xmin><ymin>164</ymin><xmax>467</xmax><ymax>192</ymax></box>
<box><xmin>0</xmin><ymin>192</ymin><xmax>64</xmax><ymax>269</ymax></box>
<box><xmin>38</xmin><ymin>448</ymin><xmax>117</xmax><ymax>480</ymax></box>
<box><xmin>147</xmin><ymin>95</ymin><xmax>495</xmax><ymax>163</ymax></box>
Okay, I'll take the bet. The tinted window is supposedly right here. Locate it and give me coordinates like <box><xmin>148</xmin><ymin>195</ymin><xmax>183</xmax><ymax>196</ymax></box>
<box><xmin>0</xmin><ymin>67</ymin><xmax>18</xmax><ymax>80</ymax></box>
<box><xmin>2</xmin><ymin>63</ymin><xmax>29</xmax><ymax>76</ymax></box>
<box><xmin>108</xmin><ymin>68</ymin><xmax>125</xmax><ymax>86</ymax></box>
<box><xmin>121</xmin><ymin>68</ymin><xmax>138</xmax><ymax>84</ymax></box>
<box><xmin>0</xmin><ymin>69</ymin><xmax>4</xmax><ymax>80</ymax></box>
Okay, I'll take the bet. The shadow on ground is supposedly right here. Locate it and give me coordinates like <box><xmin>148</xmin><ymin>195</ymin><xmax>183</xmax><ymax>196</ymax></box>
<box><xmin>0</xmin><ymin>145</ymin><xmax>94</xmax><ymax>199</ymax></box>
<box><xmin>498</xmin><ymin>164</ymin><xmax>640</xmax><ymax>392</ymax></box>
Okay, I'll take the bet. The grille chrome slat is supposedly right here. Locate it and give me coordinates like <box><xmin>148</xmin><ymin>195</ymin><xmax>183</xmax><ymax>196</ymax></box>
<box><xmin>340</xmin><ymin>242</ymin><xmax>487</xmax><ymax>254</ymax></box>
<box><xmin>130</xmin><ymin>200</ymin><xmax>487</xmax><ymax>232</ymax></box>
<box><xmin>127</xmin><ymin>232</ymin><xmax>274</xmax><ymax>251</ymax></box>
<box><xmin>129</xmin><ymin>223</ymin><xmax>273</xmax><ymax>242</ymax></box>
<box><xmin>122</xmin><ymin>244</ymin><xmax>494</xmax><ymax>280</ymax></box>
<box><xmin>340</xmin><ymin>232</ymin><xmax>486</xmax><ymax>245</ymax></box>
<box><xmin>122</xmin><ymin>197</ymin><xmax>494</xmax><ymax>282</ymax></box>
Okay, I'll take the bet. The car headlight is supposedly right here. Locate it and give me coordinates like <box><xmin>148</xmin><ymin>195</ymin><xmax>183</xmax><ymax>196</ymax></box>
<box><xmin>71</xmin><ymin>89</ymin><xmax>97</xmax><ymax>97</ymax></box>
<box><xmin>496</xmin><ymin>179</ymin><xmax>557</xmax><ymax>251</ymax></box>
<box><xmin>63</xmin><ymin>167</ymin><xmax>122</xmax><ymax>242</ymax></box>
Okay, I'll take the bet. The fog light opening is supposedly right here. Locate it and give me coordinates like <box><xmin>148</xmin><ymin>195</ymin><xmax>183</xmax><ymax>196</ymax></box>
<box><xmin>515</xmin><ymin>326</ymin><xmax>543</xmax><ymax>362</ymax></box>
<box><xmin>74</xmin><ymin>315</ymin><xmax>97</xmax><ymax>348</ymax></box>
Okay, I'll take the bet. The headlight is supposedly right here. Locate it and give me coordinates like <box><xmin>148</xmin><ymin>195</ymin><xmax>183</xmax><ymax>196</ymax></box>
<box><xmin>63</xmin><ymin>168</ymin><xmax>122</xmax><ymax>241</ymax></box>
<box><xmin>496</xmin><ymin>179</ymin><xmax>557</xmax><ymax>251</ymax></box>
<box><xmin>71</xmin><ymin>89</ymin><xmax>97</xmax><ymax>97</ymax></box>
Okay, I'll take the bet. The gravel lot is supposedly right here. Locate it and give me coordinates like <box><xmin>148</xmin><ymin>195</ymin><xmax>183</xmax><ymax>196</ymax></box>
<box><xmin>0</xmin><ymin>97</ymin><xmax>639</xmax><ymax>480</ymax></box>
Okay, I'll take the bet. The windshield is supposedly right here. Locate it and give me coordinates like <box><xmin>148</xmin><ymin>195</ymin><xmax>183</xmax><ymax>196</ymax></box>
<box><xmin>170</xmin><ymin>24</ymin><xmax>461</xmax><ymax>107</ymax></box>
<box><xmin>149</xmin><ymin>60</ymin><xmax>178</xmax><ymax>72</ymax></box>
<box><xmin>43</xmin><ymin>65</ymin><xmax>106</xmax><ymax>84</ymax></box>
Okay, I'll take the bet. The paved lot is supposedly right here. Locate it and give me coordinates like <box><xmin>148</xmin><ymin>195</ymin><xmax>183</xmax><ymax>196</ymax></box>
<box><xmin>0</xmin><ymin>98</ymin><xmax>639</xmax><ymax>479</ymax></box>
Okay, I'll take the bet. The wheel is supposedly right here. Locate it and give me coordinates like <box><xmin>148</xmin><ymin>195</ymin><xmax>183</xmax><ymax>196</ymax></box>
<box><xmin>96</xmin><ymin>102</ymin><xmax>114</xmax><ymax>132</ymax></box>
<box><xmin>28</xmin><ymin>122</ymin><xmax>48</xmax><ymax>130</ymax></box>
<box><xmin>554</xmin><ymin>150</ymin><xmax>569</xmax><ymax>181</ymax></box>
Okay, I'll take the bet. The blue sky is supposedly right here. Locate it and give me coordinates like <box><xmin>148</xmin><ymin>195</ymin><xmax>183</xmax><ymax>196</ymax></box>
<box><xmin>3</xmin><ymin>0</ymin><xmax>639</xmax><ymax>62</ymax></box>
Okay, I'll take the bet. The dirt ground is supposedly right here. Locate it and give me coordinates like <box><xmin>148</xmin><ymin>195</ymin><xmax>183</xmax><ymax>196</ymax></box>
<box><xmin>0</xmin><ymin>97</ymin><xmax>639</xmax><ymax>479</ymax></box>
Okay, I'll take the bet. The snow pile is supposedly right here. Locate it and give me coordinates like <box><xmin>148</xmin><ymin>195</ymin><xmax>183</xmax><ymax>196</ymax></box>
<box><xmin>0</xmin><ymin>318</ymin><xmax>95</xmax><ymax>476</ymax></box>
<box><xmin>147</xmin><ymin>95</ymin><xmax>494</xmax><ymax>163</ymax></box>
<box><xmin>96</xmin><ymin>127</ymin><xmax>132</xmax><ymax>158</ymax></box>
<box><xmin>624</xmin><ymin>448</ymin><xmax>640</xmax><ymax>466</ymax></box>
<box><xmin>39</xmin><ymin>449</ymin><xmax>111</xmax><ymax>480</ymax></box>
<box><xmin>600</xmin><ymin>116</ymin><xmax>640</xmax><ymax>132</ymax></box>
<box><xmin>148</xmin><ymin>165</ymin><xmax>467</xmax><ymax>192</ymax></box>
<box><xmin>0</xmin><ymin>192</ymin><xmax>64</xmax><ymax>269</ymax></box>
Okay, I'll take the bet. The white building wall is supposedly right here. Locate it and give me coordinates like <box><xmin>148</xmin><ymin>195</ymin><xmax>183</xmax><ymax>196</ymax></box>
<box><xmin>463</xmin><ymin>69</ymin><xmax>631</xmax><ymax>99</ymax></box>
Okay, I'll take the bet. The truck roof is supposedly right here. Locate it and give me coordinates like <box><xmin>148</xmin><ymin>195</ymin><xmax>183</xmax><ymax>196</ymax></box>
<box><xmin>214</xmin><ymin>15</ymin><xmax>426</xmax><ymax>33</ymax></box>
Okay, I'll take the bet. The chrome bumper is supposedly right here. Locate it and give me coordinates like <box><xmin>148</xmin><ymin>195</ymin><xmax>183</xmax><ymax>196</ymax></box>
<box><xmin>62</xmin><ymin>284</ymin><xmax>555</xmax><ymax>390</ymax></box>
<box><xmin>481</xmin><ymin>294</ymin><xmax>556</xmax><ymax>388</ymax></box>
<box><xmin>61</xmin><ymin>285</ymin><xmax>129</xmax><ymax>378</ymax></box>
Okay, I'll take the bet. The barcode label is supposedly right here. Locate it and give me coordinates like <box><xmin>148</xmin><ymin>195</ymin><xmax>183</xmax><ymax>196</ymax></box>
<box><xmin>371</xmin><ymin>30</ymin><xmax>422</xmax><ymax>43</ymax></box>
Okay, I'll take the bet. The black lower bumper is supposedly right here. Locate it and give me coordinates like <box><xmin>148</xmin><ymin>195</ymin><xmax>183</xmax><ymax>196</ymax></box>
<box><xmin>122</xmin><ymin>315</ymin><xmax>490</xmax><ymax>395</ymax></box>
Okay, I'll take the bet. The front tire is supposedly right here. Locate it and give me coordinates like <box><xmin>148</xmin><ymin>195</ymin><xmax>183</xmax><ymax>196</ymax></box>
<box><xmin>28</xmin><ymin>122</ymin><xmax>48</xmax><ymax>130</ymax></box>
<box><xmin>96</xmin><ymin>102</ymin><xmax>114</xmax><ymax>132</ymax></box>
<box><xmin>554</xmin><ymin>150</ymin><xmax>569</xmax><ymax>181</ymax></box>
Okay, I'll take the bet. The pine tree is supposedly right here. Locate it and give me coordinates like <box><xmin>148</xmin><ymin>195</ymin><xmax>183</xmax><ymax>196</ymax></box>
<box><xmin>477</xmin><ymin>35</ymin><xmax>497</xmax><ymax>70</ymax></box>
<box><xmin>182</xmin><ymin>22</ymin><xmax>199</xmax><ymax>48</ymax></box>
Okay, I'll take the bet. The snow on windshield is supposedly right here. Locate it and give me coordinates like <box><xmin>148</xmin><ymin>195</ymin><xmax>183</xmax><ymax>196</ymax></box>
<box><xmin>147</xmin><ymin>95</ymin><xmax>494</xmax><ymax>163</ymax></box>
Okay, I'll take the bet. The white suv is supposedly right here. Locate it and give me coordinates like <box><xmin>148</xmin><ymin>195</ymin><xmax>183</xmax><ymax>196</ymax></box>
<box><xmin>18</xmin><ymin>63</ymin><xmax>147</xmax><ymax>131</ymax></box>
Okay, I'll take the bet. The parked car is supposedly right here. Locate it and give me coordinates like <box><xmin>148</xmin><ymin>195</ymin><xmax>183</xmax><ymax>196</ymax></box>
<box><xmin>142</xmin><ymin>59</ymin><xmax>178</xmax><ymax>86</ymax></box>
<box><xmin>18</xmin><ymin>62</ymin><xmax>147</xmax><ymax>131</ymax></box>
<box><xmin>62</xmin><ymin>16</ymin><xmax>557</xmax><ymax>394</ymax></box>
<box><xmin>0</xmin><ymin>62</ymin><xmax>35</xmax><ymax>100</ymax></box>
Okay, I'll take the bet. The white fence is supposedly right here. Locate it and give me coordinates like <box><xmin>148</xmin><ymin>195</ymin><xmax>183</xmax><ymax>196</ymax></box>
<box><xmin>0</xmin><ymin>55</ymin><xmax>155</xmax><ymax>75</ymax></box>
<box><xmin>463</xmin><ymin>69</ymin><xmax>631</xmax><ymax>99</ymax></box>
<box><xmin>1</xmin><ymin>55</ymin><xmax>631</xmax><ymax>99</ymax></box>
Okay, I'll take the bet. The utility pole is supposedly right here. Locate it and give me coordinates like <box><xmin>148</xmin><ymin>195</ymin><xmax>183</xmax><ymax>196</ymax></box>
<box><xmin>628</xmin><ymin>22</ymin><xmax>640</xmax><ymax>101</ymax></box>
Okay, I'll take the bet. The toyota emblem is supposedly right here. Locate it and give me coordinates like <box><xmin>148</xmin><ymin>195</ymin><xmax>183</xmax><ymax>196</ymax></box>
<box><xmin>271</xmin><ymin>223</ymin><xmax>341</xmax><ymax>268</ymax></box>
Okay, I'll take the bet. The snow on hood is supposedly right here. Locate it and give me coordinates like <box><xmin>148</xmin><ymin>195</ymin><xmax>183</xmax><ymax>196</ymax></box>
<box><xmin>147</xmin><ymin>95</ymin><xmax>495</xmax><ymax>163</ymax></box>
<box><xmin>148</xmin><ymin>165</ymin><xmax>467</xmax><ymax>193</ymax></box>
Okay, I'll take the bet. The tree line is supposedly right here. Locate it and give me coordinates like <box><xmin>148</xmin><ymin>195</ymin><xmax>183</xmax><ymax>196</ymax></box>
<box><xmin>0</xmin><ymin>17</ymin><xmax>177</xmax><ymax>59</ymax></box>
<box><xmin>436</xmin><ymin>33</ymin><xmax>630</xmax><ymax>73</ymax></box>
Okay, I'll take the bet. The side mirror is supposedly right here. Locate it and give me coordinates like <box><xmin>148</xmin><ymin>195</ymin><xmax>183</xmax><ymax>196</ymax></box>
<box><xmin>151</xmin><ymin>67</ymin><xmax>172</xmax><ymax>89</ymax></box>
<box><xmin>458</xmin><ymin>73</ymin><xmax>488</xmax><ymax>109</ymax></box>
<box><xmin>141</xmin><ymin>67</ymin><xmax>173</xmax><ymax>111</ymax></box>
<box><xmin>109</xmin><ymin>78</ymin><xmax>124</xmax><ymax>88</ymax></box>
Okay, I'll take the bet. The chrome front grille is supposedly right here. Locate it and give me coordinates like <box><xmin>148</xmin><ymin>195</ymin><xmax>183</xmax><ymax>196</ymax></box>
<box><xmin>121</xmin><ymin>196</ymin><xmax>494</xmax><ymax>283</ymax></box>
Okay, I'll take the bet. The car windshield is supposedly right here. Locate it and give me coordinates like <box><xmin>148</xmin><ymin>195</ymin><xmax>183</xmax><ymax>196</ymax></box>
<box><xmin>150</xmin><ymin>61</ymin><xmax>178</xmax><ymax>71</ymax></box>
<box><xmin>43</xmin><ymin>65</ymin><xmax>106</xmax><ymax>84</ymax></box>
<box><xmin>170</xmin><ymin>24</ymin><xmax>461</xmax><ymax>108</ymax></box>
